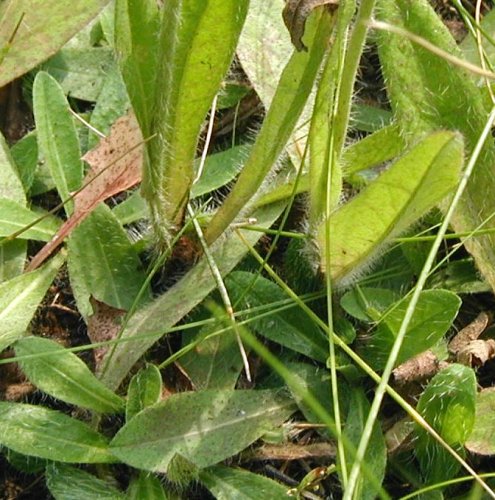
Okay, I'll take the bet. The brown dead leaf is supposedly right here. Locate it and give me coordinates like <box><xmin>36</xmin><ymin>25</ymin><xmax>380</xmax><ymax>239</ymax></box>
<box><xmin>282</xmin><ymin>0</ymin><xmax>339</xmax><ymax>51</ymax></box>
<box><xmin>87</xmin><ymin>297</ymin><xmax>126</xmax><ymax>374</ymax></box>
<box><xmin>448</xmin><ymin>311</ymin><xmax>490</xmax><ymax>355</ymax></box>
<box><xmin>26</xmin><ymin>111</ymin><xmax>144</xmax><ymax>271</ymax></box>
<box><xmin>457</xmin><ymin>339</ymin><xmax>495</xmax><ymax>367</ymax></box>
<box><xmin>392</xmin><ymin>350</ymin><xmax>440</xmax><ymax>385</ymax></box>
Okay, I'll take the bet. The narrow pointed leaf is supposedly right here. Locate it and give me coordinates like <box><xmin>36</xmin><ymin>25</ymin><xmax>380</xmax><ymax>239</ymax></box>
<box><xmin>0</xmin><ymin>252</ymin><xmax>64</xmax><ymax>352</ymax></box>
<box><xmin>143</xmin><ymin>0</ymin><xmax>249</xmax><ymax>241</ymax></box>
<box><xmin>33</xmin><ymin>72</ymin><xmax>83</xmax><ymax>216</ymax></box>
<box><xmin>0</xmin><ymin>402</ymin><xmax>114</xmax><ymax>463</ymax></box>
<box><xmin>114</xmin><ymin>0</ymin><xmax>160</xmax><ymax>137</ymax></box>
<box><xmin>205</xmin><ymin>9</ymin><xmax>334</xmax><ymax>245</ymax></box>
<box><xmin>15</xmin><ymin>336</ymin><xmax>124</xmax><ymax>413</ymax></box>
<box><xmin>321</xmin><ymin>131</ymin><xmax>463</xmax><ymax>280</ymax></box>
<box><xmin>110</xmin><ymin>389</ymin><xmax>295</xmax><ymax>472</ymax></box>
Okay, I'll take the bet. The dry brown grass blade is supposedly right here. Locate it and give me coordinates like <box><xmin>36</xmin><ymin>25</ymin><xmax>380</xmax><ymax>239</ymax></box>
<box><xmin>26</xmin><ymin>111</ymin><xmax>144</xmax><ymax>271</ymax></box>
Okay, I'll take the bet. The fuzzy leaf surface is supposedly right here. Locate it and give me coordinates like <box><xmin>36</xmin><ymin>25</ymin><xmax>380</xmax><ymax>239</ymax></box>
<box><xmin>0</xmin><ymin>403</ymin><xmax>114</xmax><ymax>463</ymax></box>
<box><xmin>321</xmin><ymin>131</ymin><xmax>463</xmax><ymax>280</ymax></box>
<box><xmin>126</xmin><ymin>364</ymin><xmax>162</xmax><ymax>421</ymax></box>
<box><xmin>110</xmin><ymin>389</ymin><xmax>295</xmax><ymax>472</ymax></box>
<box><xmin>0</xmin><ymin>0</ymin><xmax>109</xmax><ymax>87</ymax></box>
<box><xmin>415</xmin><ymin>364</ymin><xmax>477</xmax><ymax>483</ymax></box>
<box><xmin>0</xmin><ymin>253</ymin><xmax>64</xmax><ymax>352</ymax></box>
<box><xmin>358</xmin><ymin>289</ymin><xmax>461</xmax><ymax>370</ymax></box>
<box><xmin>377</xmin><ymin>0</ymin><xmax>495</xmax><ymax>293</ymax></box>
<box><xmin>15</xmin><ymin>336</ymin><xmax>124</xmax><ymax>413</ymax></box>
<box><xmin>46</xmin><ymin>464</ymin><xmax>125</xmax><ymax>500</ymax></box>
<box><xmin>200</xmin><ymin>465</ymin><xmax>288</xmax><ymax>500</ymax></box>
<box><xmin>33</xmin><ymin>72</ymin><xmax>83</xmax><ymax>216</ymax></box>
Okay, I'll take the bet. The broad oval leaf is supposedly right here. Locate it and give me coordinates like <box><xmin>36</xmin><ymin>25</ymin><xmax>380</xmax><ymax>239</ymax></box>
<box><xmin>0</xmin><ymin>252</ymin><xmax>64</xmax><ymax>352</ymax></box>
<box><xmin>357</xmin><ymin>289</ymin><xmax>461</xmax><ymax>371</ymax></box>
<box><xmin>340</xmin><ymin>287</ymin><xmax>398</xmax><ymax>322</ymax></box>
<box><xmin>46</xmin><ymin>463</ymin><xmax>125</xmax><ymax>500</ymax></box>
<box><xmin>0</xmin><ymin>402</ymin><xmax>114</xmax><ymax>463</ymax></box>
<box><xmin>0</xmin><ymin>0</ymin><xmax>110</xmax><ymax>87</ymax></box>
<box><xmin>321</xmin><ymin>131</ymin><xmax>463</xmax><ymax>281</ymax></box>
<box><xmin>200</xmin><ymin>465</ymin><xmax>288</xmax><ymax>500</ymax></box>
<box><xmin>415</xmin><ymin>364</ymin><xmax>477</xmax><ymax>484</ymax></box>
<box><xmin>110</xmin><ymin>389</ymin><xmax>295</xmax><ymax>472</ymax></box>
<box><xmin>126</xmin><ymin>364</ymin><xmax>162</xmax><ymax>421</ymax></box>
<box><xmin>15</xmin><ymin>336</ymin><xmax>124</xmax><ymax>413</ymax></box>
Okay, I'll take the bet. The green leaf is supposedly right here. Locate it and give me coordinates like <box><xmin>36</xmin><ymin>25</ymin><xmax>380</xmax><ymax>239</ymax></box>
<box><xmin>466</xmin><ymin>388</ymin><xmax>495</xmax><ymax>456</ymax></box>
<box><xmin>415</xmin><ymin>364</ymin><xmax>477</xmax><ymax>484</ymax></box>
<box><xmin>321</xmin><ymin>131</ymin><xmax>463</xmax><ymax>281</ymax></box>
<box><xmin>180</xmin><ymin>319</ymin><xmax>244</xmax><ymax>391</ymax></box>
<box><xmin>41</xmin><ymin>47</ymin><xmax>115</xmax><ymax>102</ymax></box>
<box><xmin>377</xmin><ymin>0</ymin><xmax>495</xmax><ymax>293</ymax></box>
<box><xmin>0</xmin><ymin>402</ymin><xmax>114</xmax><ymax>463</ymax></box>
<box><xmin>114</xmin><ymin>0</ymin><xmax>160</xmax><ymax>137</ymax></box>
<box><xmin>344</xmin><ymin>387</ymin><xmax>387</xmax><ymax>500</ymax></box>
<box><xmin>15</xmin><ymin>336</ymin><xmax>124</xmax><ymax>413</ymax></box>
<box><xmin>205</xmin><ymin>9</ymin><xmax>334</xmax><ymax>245</ymax></box>
<box><xmin>357</xmin><ymin>289</ymin><xmax>461</xmax><ymax>370</ymax></box>
<box><xmin>46</xmin><ymin>463</ymin><xmax>125</xmax><ymax>500</ymax></box>
<box><xmin>67</xmin><ymin>203</ymin><xmax>150</xmax><ymax>319</ymax></box>
<box><xmin>191</xmin><ymin>145</ymin><xmax>249</xmax><ymax>199</ymax></box>
<box><xmin>110</xmin><ymin>389</ymin><xmax>295</xmax><ymax>472</ymax></box>
<box><xmin>340</xmin><ymin>287</ymin><xmax>398</xmax><ymax>322</ymax></box>
<box><xmin>0</xmin><ymin>252</ymin><xmax>64</xmax><ymax>352</ymax></box>
<box><xmin>226</xmin><ymin>272</ymin><xmax>328</xmax><ymax>362</ymax></box>
<box><xmin>0</xmin><ymin>0</ymin><xmax>110</xmax><ymax>87</ymax></box>
<box><xmin>0</xmin><ymin>198</ymin><xmax>60</xmax><ymax>241</ymax></box>
<box><xmin>284</xmin><ymin>361</ymin><xmax>333</xmax><ymax>433</ymax></box>
<box><xmin>100</xmin><ymin>201</ymin><xmax>287</xmax><ymax>391</ymax></box>
<box><xmin>88</xmin><ymin>66</ymin><xmax>129</xmax><ymax>149</ymax></box>
<box><xmin>126</xmin><ymin>364</ymin><xmax>162</xmax><ymax>421</ymax></box>
<box><xmin>126</xmin><ymin>472</ymin><xmax>167</xmax><ymax>500</ymax></box>
<box><xmin>33</xmin><ymin>71</ymin><xmax>83</xmax><ymax>216</ymax></box>
<box><xmin>200</xmin><ymin>465</ymin><xmax>288</xmax><ymax>500</ymax></box>
<box><xmin>142</xmin><ymin>0</ymin><xmax>249</xmax><ymax>241</ymax></box>
<box><xmin>0</xmin><ymin>132</ymin><xmax>27</xmax><ymax>279</ymax></box>
<box><xmin>9</xmin><ymin>131</ymin><xmax>38</xmax><ymax>194</ymax></box>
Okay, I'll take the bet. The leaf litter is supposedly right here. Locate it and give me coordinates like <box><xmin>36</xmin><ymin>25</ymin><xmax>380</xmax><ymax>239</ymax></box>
<box><xmin>26</xmin><ymin>111</ymin><xmax>144</xmax><ymax>271</ymax></box>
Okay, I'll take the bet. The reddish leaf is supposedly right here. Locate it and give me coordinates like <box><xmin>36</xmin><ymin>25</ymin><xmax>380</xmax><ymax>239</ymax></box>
<box><xmin>26</xmin><ymin>112</ymin><xmax>144</xmax><ymax>271</ymax></box>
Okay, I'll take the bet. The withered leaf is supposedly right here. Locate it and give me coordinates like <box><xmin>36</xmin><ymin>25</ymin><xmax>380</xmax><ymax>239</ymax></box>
<box><xmin>448</xmin><ymin>311</ymin><xmax>490</xmax><ymax>355</ymax></box>
<box><xmin>27</xmin><ymin>111</ymin><xmax>144</xmax><ymax>271</ymax></box>
<box><xmin>392</xmin><ymin>350</ymin><xmax>440</xmax><ymax>385</ymax></box>
<box><xmin>87</xmin><ymin>297</ymin><xmax>126</xmax><ymax>374</ymax></box>
<box><xmin>457</xmin><ymin>339</ymin><xmax>495</xmax><ymax>368</ymax></box>
<box><xmin>282</xmin><ymin>0</ymin><xmax>339</xmax><ymax>51</ymax></box>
